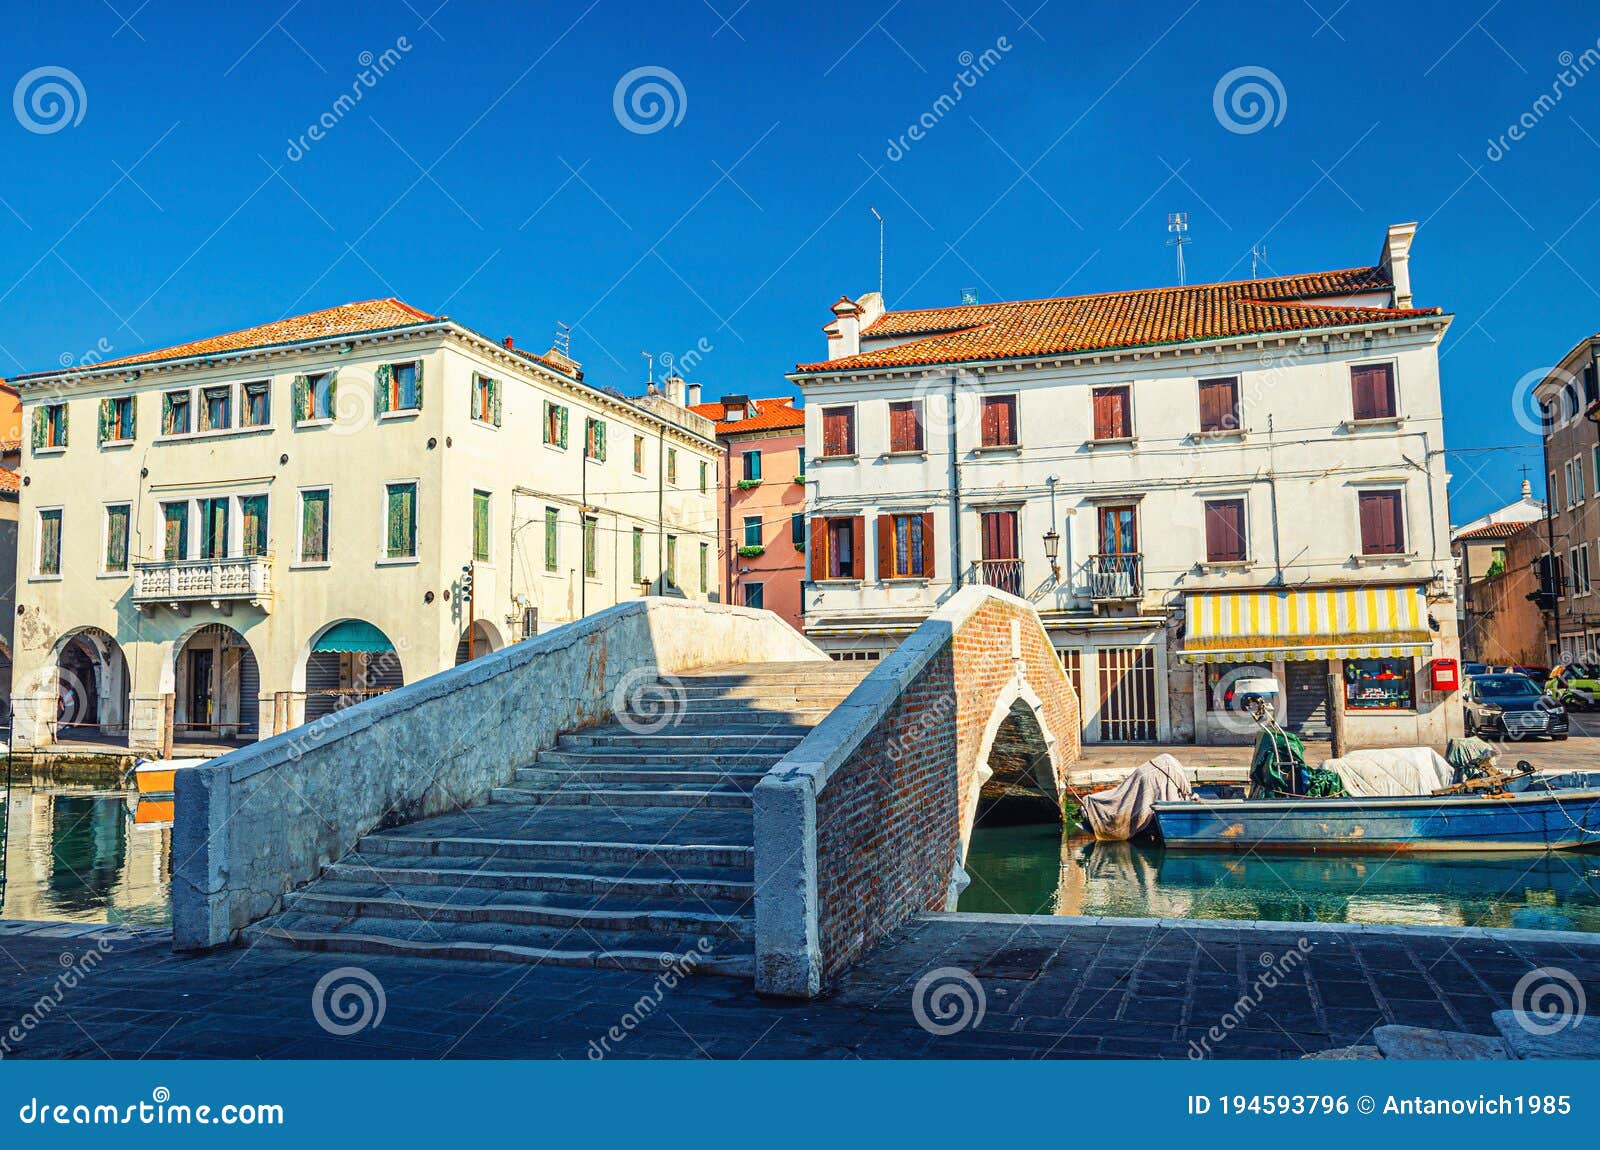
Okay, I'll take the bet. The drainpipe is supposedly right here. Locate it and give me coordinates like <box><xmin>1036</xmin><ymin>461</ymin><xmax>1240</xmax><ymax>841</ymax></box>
<box><xmin>657</xmin><ymin>426</ymin><xmax>666</xmax><ymax>594</ymax></box>
<box><xmin>949</xmin><ymin>370</ymin><xmax>963</xmax><ymax>592</ymax></box>
<box><xmin>1266</xmin><ymin>413</ymin><xmax>1283</xmax><ymax>582</ymax></box>
<box><xmin>1541</xmin><ymin>399</ymin><xmax>1560</xmax><ymax>659</ymax></box>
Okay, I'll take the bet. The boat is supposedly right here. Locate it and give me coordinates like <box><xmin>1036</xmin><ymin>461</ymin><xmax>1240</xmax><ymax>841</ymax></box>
<box><xmin>132</xmin><ymin>757</ymin><xmax>209</xmax><ymax>798</ymax></box>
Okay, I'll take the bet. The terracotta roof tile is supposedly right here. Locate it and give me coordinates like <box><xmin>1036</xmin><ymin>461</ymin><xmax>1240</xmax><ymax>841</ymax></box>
<box><xmin>795</xmin><ymin>266</ymin><xmax>1441</xmax><ymax>373</ymax></box>
<box><xmin>0</xmin><ymin>468</ymin><xmax>18</xmax><ymax>494</ymax></box>
<box><xmin>1454</xmin><ymin>520</ymin><xmax>1536</xmax><ymax>541</ymax></box>
<box><xmin>689</xmin><ymin>395</ymin><xmax>805</xmax><ymax>435</ymax></box>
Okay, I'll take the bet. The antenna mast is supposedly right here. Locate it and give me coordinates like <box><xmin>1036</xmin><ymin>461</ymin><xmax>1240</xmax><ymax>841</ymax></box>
<box><xmin>554</xmin><ymin>321</ymin><xmax>571</xmax><ymax>357</ymax></box>
<box><xmin>1250</xmin><ymin>243</ymin><xmax>1268</xmax><ymax>279</ymax></box>
<box><xmin>869</xmin><ymin>206</ymin><xmax>884</xmax><ymax>296</ymax></box>
<box><xmin>1166</xmin><ymin>212</ymin><xmax>1190</xmax><ymax>286</ymax></box>
<box><xmin>641</xmin><ymin>351</ymin><xmax>654</xmax><ymax>385</ymax></box>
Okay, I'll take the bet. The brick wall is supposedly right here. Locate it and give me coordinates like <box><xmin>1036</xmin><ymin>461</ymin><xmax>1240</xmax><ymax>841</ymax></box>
<box><xmin>754</xmin><ymin>587</ymin><xmax>1080</xmax><ymax>996</ymax></box>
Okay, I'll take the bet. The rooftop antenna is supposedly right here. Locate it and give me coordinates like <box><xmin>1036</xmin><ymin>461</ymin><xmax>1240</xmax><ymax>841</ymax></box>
<box><xmin>553</xmin><ymin>321</ymin><xmax>571</xmax><ymax>358</ymax></box>
<box><xmin>869</xmin><ymin>206</ymin><xmax>884</xmax><ymax>296</ymax></box>
<box><xmin>641</xmin><ymin>351</ymin><xmax>654</xmax><ymax>385</ymax></box>
<box><xmin>1166</xmin><ymin>212</ymin><xmax>1191</xmax><ymax>286</ymax></box>
<box><xmin>1250</xmin><ymin>243</ymin><xmax>1268</xmax><ymax>279</ymax></box>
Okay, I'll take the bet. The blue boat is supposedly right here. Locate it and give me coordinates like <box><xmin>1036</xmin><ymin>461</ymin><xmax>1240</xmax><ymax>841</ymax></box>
<box><xmin>1153</xmin><ymin>788</ymin><xmax>1600</xmax><ymax>853</ymax></box>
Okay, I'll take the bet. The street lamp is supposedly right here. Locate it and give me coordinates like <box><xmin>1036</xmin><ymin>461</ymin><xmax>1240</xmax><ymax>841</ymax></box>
<box><xmin>1042</xmin><ymin>528</ymin><xmax>1061</xmax><ymax>578</ymax></box>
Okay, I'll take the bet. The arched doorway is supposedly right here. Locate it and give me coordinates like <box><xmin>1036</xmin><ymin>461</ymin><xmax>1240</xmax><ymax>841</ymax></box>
<box><xmin>168</xmin><ymin>624</ymin><xmax>261</xmax><ymax>745</ymax></box>
<box><xmin>301</xmin><ymin>620</ymin><xmax>404</xmax><ymax>722</ymax></box>
<box><xmin>453</xmin><ymin>620</ymin><xmax>503</xmax><ymax>665</ymax></box>
<box><xmin>47</xmin><ymin>628</ymin><xmax>130</xmax><ymax>746</ymax></box>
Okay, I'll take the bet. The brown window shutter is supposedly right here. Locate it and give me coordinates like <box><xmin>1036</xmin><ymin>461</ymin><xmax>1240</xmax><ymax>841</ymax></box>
<box><xmin>995</xmin><ymin>396</ymin><xmax>1015</xmax><ymax>445</ymax></box>
<box><xmin>850</xmin><ymin>516</ymin><xmax>866</xmax><ymax>580</ymax></box>
<box><xmin>1199</xmin><ymin>378</ymin><xmax>1236</xmax><ymax>432</ymax></box>
<box><xmin>920</xmin><ymin>511</ymin><xmax>936</xmax><ymax>578</ymax></box>
<box><xmin>1206</xmin><ymin>500</ymin><xmax>1246</xmax><ymax>563</ymax></box>
<box><xmin>877</xmin><ymin>515</ymin><xmax>893</xmax><ymax>579</ymax></box>
<box><xmin>980</xmin><ymin>397</ymin><xmax>997</xmax><ymax>445</ymax></box>
<box><xmin>1359</xmin><ymin>491</ymin><xmax>1403</xmax><ymax>554</ymax></box>
<box><xmin>810</xmin><ymin>517</ymin><xmax>830</xmax><ymax>580</ymax></box>
<box><xmin>1352</xmin><ymin>365</ymin><xmax>1395</xmax><ymax>420</ymax></box>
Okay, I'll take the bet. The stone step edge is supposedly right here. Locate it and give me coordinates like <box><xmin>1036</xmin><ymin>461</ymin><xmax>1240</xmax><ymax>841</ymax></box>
<box><xmin>361</xmin><ymin>834</ymin><xmax>754</xmax><ymax>864</ymax></box>
<box><xmin>327</xmin><ymin>861</ymin><xmax>755</xmax><ymax>898</ymax></box>
<box><xmin>282</xmin><ymin>890</ymin><xmax>754</xmax><ymax>936</ymax></box>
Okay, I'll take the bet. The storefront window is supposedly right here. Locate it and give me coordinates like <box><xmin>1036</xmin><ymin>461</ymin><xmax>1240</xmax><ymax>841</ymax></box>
<box><xmin>1344</xmin><ymin>658</ymin><xmax>1414</xmax><ymax>711</ymax></box>
<box><xmin>1204</xmin><ymin>663</ymin><xmax>1273</xmax><ymax>712</ymax></box>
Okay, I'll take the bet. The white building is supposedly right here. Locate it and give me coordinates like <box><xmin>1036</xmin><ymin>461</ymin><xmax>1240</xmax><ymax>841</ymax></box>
<box><xmin>792</xmin><ymin>224</ymin><xmax>1463</xmax><ymax>748</ymax></box>
<box><xmin>8</xmin><ymin>299</ymin><xmax>721</xmax><ymax>752</ymax></box>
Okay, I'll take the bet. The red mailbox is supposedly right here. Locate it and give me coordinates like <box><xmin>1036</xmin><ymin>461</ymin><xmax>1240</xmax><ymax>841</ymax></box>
<box><xmin>1430</xmin><ymin>657</ymin><xmax>1459</xmax><ymax>693</ymax></box>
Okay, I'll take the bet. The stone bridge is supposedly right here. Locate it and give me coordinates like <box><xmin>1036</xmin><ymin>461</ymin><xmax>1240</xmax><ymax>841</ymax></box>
<box><xmin>172</xmin><ymin>589</ymin><xmax>1078</xmax><ymax>997</ymax></box>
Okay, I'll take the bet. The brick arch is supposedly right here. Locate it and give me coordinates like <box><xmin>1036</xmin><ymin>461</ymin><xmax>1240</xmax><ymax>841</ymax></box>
<box><xmin>964</xmin><ymin>681</ymin><xmax>1064</xmax><ymax>844</ymax></box>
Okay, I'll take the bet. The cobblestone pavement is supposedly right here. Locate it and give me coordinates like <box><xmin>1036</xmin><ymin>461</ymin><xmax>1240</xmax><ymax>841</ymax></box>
<box><xmin>1</xmin><ymin>914</ymin><xmax>1595</xmax><ymax>1059</ymax></box>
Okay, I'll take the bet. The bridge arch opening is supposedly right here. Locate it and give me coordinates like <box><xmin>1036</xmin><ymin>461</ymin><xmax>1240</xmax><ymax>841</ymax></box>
<box><xmin>964</xmin><ymin>683</ymin><xmax>1064</xmax><ymax>849</ymax></box>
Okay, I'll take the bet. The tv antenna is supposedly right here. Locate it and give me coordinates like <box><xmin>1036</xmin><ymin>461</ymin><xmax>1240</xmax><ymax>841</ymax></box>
<box><xmin>1250</xmin><ymin>243</ymin><xmax>1268</xmax><ymax>279</ymax></box>
<box><xmin>869</xmin><ymin>206</ymin><xmax>884</xmax><ymax>296</ymax></box>
<box><xmin>1166</xmin><ymin>212</ymin><xmax>1191</xmax><ymax>285</ymax></box>
<box><xmin>641</xmin><ymin>351</ymin><xmax>654</xmax><ymax>385</ymax></box>
<box><xmin>553</xmin><ymin>321</ymin><xmax>571</xmax><ymax>358</ymax></box>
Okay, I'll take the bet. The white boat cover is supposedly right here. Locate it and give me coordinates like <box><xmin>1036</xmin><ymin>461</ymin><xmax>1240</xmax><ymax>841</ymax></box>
<box><xmin>1081</xmin><ymin>754</ymin><xmax>1193</xmax><ymax>841</ymax></box>
<box><xmin>1319</xmin><ymin>747</ymin><xmax>1457</xmax><ymax>797</ymax></box>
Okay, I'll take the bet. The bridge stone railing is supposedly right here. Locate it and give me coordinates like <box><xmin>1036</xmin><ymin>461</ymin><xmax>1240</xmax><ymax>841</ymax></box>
<box><xmin>172</xmin><ymin>598</ymin><xmax>828</xmax><ymax>951</ymax></box>
<box><xmin>753</xmin><ymin>586</ymin><xmax>1080</xmax><ymax>998</ymax></box>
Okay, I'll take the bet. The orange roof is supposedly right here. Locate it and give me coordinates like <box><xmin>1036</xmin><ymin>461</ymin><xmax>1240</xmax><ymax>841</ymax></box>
<box><xmin>795</xmin><ymin>266</ymin><xmax>1441</xmax><ymax>373</ymax></box>
<box><xmin>31</xmin><ymin>299</ymin><xmax>439</xmax><ymax>376</ymax></box>
<box><xmin>0</xmin><ymin>468</ymin><xmax>18</xmax><ymax>495</ymax></box>
<box><xmin>1454</xmin><ymin>520</ymin><xmax>1536</xmax><ymax>542</ymax></box>
<box><xmin>690</xmin><ymin>395</ymin><xmax>805</xmax><ymax>435</ymax></box>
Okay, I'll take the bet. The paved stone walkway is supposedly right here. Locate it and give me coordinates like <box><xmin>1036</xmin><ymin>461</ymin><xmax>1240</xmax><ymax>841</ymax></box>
<box><xmin>1</xmin><ymin>914</ymin><xmax>1595</xmax><ymax>1059</ymax></box>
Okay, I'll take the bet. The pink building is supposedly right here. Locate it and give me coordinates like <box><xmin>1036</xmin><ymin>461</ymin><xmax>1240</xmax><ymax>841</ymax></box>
<box><xmin>691</xmin><ymin>394</ymin><xmax>806</xmax><ymax>631</ymax></box>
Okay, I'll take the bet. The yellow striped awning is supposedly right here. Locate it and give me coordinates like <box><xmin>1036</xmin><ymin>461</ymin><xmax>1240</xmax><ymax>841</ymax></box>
<box><xmin>1179</xmin><ymin>586</ymin><xmax>1433</xmax><ymax>664</ymax></box>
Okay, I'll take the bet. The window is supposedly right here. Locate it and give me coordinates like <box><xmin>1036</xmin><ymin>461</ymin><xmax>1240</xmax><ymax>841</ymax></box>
<box><xmin>584</xmin><ymin>417</ymin><xmax>606</xmax><ymax>461</ymax></box>
<box><xmin>103</xmin><ymin>503</ymin><xmax>130</xmax><ymax>573</ymax></box>
<box><xmin>1572</xmin><ymin>455</ymin><xmax>1587</xmax><ymax>504</ymax></box>
<box><xmin>474</xmin><ymin>375</ymin><xmax>501</xmax><ymax>426</ymax></box>
<box><xmin>791</xmin><ymin>512</ymin><xmax>805</xmax><ymax>548</ymax></box>
<box><xmin>300</xmin><ymin>489</ymin><xmax>330</xmax><ymax>563</ymax></box>
<box><xmin>293</xmin><ymin>372</ymin><xmax>335</xmax><ymax>423</ymax></box>
<box><xmin>743</xmin><ymin>516</ymin><xmax>763</xmax><ymax>548</ymax></box>
<box><xmin>37</xmin><ymin>402</ymin><xmax>69</xmax><ymax>449</ymax></box>
<box><xmin>821</xmin><ymin>406</ymin><xmax>855</xmax><ymax>457</ymax></box>
<box><xmin>666</xmin><ymin>447</ymin><xmax>678</xmax><ymax>485</ymax></box>
<box><xmin>161</xmin><ymin>501</ymin><xmax>188</xmax><ymax>560</ymax></box>
<box><xmin>243</xmin><ymin>382</ymin><xmax>271</xmax><ymax>427</ymax></box>
<box><xmin>1204</xmin><ymin>662</ymin><xmax>1266</xmax><ymax>712</ymax></box>
<box><xmin>1585</xmin><ymin>363</ymin><xmax>1599</xmax><ymax>408</ymax></box>
<box><xmin>240</xmin><ymin>494</ymin><xmax>268</xmax><ymax>557</ymax></box>
<box><xmin>889</xmin><ymin>400</ymin><xmax>925</xmax><ymax>453</ymax></box>
<box><xmin>542</xmin><ymin>400</ymin><xmax>567</xmax><ymax>446</ymax></box>
<box><xmin>632</xmin><ymin>527</ymin><xmax>645</xmax><ymax>583</ymax></box>
<box><xmin>1345</xmin><ymin>657</ymin><xmax>1414</xmax><ymax>711</ymax></box>
<box><xmin>699</xmin><ymin>460</ymin><xmax>708</xmax><ymax>493</ymax></box>
<box><xmin>472</xmin><ymin>490</ymin><xmax>491</xmax><ymax>562</ymax></box>
<box><xmin>163</xmin><ymin>390</ymin><xmax>192</xmax><ymax>435</ymax></box>
<box><xmin>633</xmin><ymin>434</ymin><xmax>646</xmax><ymax>474</ymax></box>
<box><xmin>980</xmin><ymin>395</ymin><xmax>1017</xmax><ymax>448</ymax></box>
<box><xmin>201</xmin><ymin>386</ymin><xmax>233</xmax><ymax>432</ymax></box>
<box><xmin>1357</xmin><ymin>489</ymin><xmax>1405</xmax><ymax>556</ymax></box>
<box><xmin>878</xmin><ymin>512</ymin><xmax>933</xmax><ymax>579</ymax></box>
<box><xmin>811</xmin><ymin>516</ymin><xmax>863</xmax><ymax>581</ymax></box>
<box><xmin>385</xmin><ymin>482</ymin><xmax>418</xmax><ymax>559</ymax></box>
<box><xmin>199</xmin><ymin>497</ymin><xmax>230</xmax><ymax>559</ymax></box>
<box><xmin>744</xmin><ymin>582</ymin><xmax>765</xmax><ymax>609</ymax></box>
<box><xmin>742</xmin><ymin>450</ymin><xmax>763</xmax><ymax>482</ymax></box>
<box><xmin>1572</xmin><ymin>545</ymin><xmax>1592</xmax><ymax>595</ymax></box>
<box><xmin>1092</xmin><ymin>386</ymin><xmax>1132</xmax><ymax>441</ymax></box>
<box><xmin>1197</xmin><ymin>377</ymin><xmax>1240</xmax><ymax>434</ymax></box>
<box><xmin>99</xmin><ymin>395</ymin><xmax>136</xmax><ymax>444</ymax></box>
<box><xmin>377</xmin><ymin>361</ymin><xmax>421</xmax><ymax>414</ymax></box>
<box><xmin>36</xmin><ymin>509</ymin><xmax>61</xmax><ymax>576</ymax></box>
<box><xmin>544</xmin><ymin>507</ymin><xmax>559</xmax><ymax>571</ymax></box>
<box><xmin>583</xmin><ymin>515</ymin><xmax>598</xmax><ymax>578</ymax></box>
<box><xmin>1098</xmin><ymin>504</ymin><xmax>1138</xmax><ymax>555</ymax></box>
<box><xmin>1203</xmin><ymin>498</ymin><xmax>1247</xmax><ymax>564</ymax></box>
<box><xmin>665</xmin><ymin>534</ymin><xmax>678</xmax><ymax>588</ymax></box>
<box><xmin>1350</xmin><ymin>363</ymin><xmax>1397</xmax><ymax>421</ymax></box>
<box><xmin>796</xmin><ymin>447</ymin><xmax>805</xmax><ymax>479</ymax></box>
<box><xmin>698</xmin><ymin>541</ymin><xmax>709</xmax><ymax>593</ymax></box>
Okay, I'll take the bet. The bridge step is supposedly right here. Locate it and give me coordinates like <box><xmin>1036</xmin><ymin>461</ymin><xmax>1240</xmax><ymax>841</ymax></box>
<box><xmin>325</xmin><ymin>854</ymin><xmax>754</xmax><ymax>901</ymax></box>
<box><xmin>532</xmin><ymin>748</ymin><xmax>793</xmax><ymax>768</ymax></box>
<box><xmin>557</xmin><ymin>729</ymin><xmax>810</xmax><ymax>750</ymax></box>
<box><xmin>514</xmin><ymin>766</ymin><xmax>766</xmax><ymax>790</ymax></box>
<box><xmin>615</xmin><ymin>706</ymin><xmax>836</xmax><ymax>726</ymax></box>
<box><xmin>359</xmin><ymin>829</ymin><xmax>754</xmax><ymax>868</ymax></box>
<box><xmin>490</xmin><ymin>785</ymin><xmax>754</xmax><ymax>810</ymax></box>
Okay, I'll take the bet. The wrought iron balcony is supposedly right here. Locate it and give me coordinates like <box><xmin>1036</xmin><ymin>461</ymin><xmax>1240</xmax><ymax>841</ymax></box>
<box><xmin>1087</xmin><ymin>553</ymin><xmax>1143</xmax><ymax>601</ymax></box>
<box><xmin>133</xmin><ymin>555</ymin><xmax>272</xmax><ymax>613</ymax></box>
<box><xmin>967</xmin><ymin>558</ymin><xmax>1024</xmax><ymax>597</ymax></box>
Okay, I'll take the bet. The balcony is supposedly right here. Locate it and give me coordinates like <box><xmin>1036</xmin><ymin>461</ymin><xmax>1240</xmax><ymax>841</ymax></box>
<box><xmin>1087</xmin><ymin>553</ymin><xmax>1143</xmax><ymax>602</ymax></box>
<box><xmin>133</xmin><ymin>555</ymin><xmax>272</xmax><ymax>613</ymax></box>
<box><xmin>968</xmin><ymin>558</ymin><xmax>1024</xmax><ymax>597</ymax></box>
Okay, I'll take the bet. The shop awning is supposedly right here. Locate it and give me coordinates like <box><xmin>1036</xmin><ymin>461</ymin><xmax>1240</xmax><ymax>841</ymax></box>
<box><xmin>1178</xmin><ymin>586</ymin><xmax>1432</xmax><ymax>663</ymax></box>
<box><xmin>312</xmin><ymin>620</ymin><xmax>395</xmax><ymax>654</ymax></box>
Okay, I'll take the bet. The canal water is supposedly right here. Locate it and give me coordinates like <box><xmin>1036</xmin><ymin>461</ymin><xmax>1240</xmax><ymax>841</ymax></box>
<box><xmin>960</xmin><ymin>822</ymin><xmax>1600</xmax><ymax>933</ymax></box>
<box><xmin>1</xmin><ymin>788</ymin><xmax>172</xmax><ymax>926</ymax></box>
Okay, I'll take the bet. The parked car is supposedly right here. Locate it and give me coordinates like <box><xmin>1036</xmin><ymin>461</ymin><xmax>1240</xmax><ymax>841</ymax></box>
<box><xmin>1462</xmin><ymin>662</ymin><xmax>1489</xmax><ymax>678</ymax></box>
<box><xmin>1546</xmin><ymin>663</ymin><xmax>1600</xmax><ymax>711</ymax></box>
<box><xmin>1462</xmin><ymin>673</ymin><xmax>1569</xmax><ymax>740</ymax></box>
<box><xmin>1486</xmin><ymin>664</ymin><xmax>1551</xmax><ymax>682</ymax></box>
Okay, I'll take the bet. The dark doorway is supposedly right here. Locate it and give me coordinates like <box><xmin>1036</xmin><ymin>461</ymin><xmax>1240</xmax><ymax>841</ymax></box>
<box><xmin>1285</xmin><ymin>662</ymin><xmax>1330</xmax><ymax>737</ymax></box>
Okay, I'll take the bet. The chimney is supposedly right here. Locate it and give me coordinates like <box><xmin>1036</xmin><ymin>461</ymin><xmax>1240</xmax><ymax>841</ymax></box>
<box><xmin>826</xmin><ymin>295</ymin><xmax>863</xmax><ymax>359</ymax></box>
<box><xmin>664</xmin><ymin>373</ymin><xmax>686</xmax><ymax>406</ymax></box>
<box><xmin>1380</xmin><ymin>222</ymin><xmax>1417</xmax><ymax>309</ymax></box>
<box><xmin>502</xmin><ymin>336</ymin><xmax>515</xmax><ymax>350</ymax></box>
<box><xmin>1522</xmin><ymin>478</ymin><xmax>1533</xmax><ymax>500</ymax></box>
<box><xmin>686</xmin><ymin>382</ymin><xmax>702</xmax><ymax>406</ymax></box>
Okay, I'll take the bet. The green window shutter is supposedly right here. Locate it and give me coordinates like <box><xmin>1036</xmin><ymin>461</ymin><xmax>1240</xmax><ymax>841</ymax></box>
<box><xmin>161</xmin><ymin>393</ymin><xmax>173</xmax><ymax>434</ymax></box>
<box><xmin>58</xmin><ymin>405</ymin><xmax>67</xmax><ymax>447</ymax></box>
<box><xmin>301</xmin><ymin>490</ymin><xmax>329</xmax><ymax>562</ymax></box>
<box><xmin>472</xmin><ymin>491</ymin><xmax>490</xmax><ymax>562</ymax></box>
<box><xmin>240</xmin><ymin>495</ymin><xmax>269</xmax><ymax>557</ymax></box>
<box><xmin>163</xmin><ymin>502</ymin><xmax>188</xmax><ymax>560</ymax></box>
<box><xmin>595</xmin><ymin>420</ymin><xmax>606</xmax><ymax>461</ymax></box>
<box><xmin>387</xmin><ymin>484</ymin><xmax>417</xmax><ymax>558</ymax></box>
<box><xmin>292</xmin><ymin>376</ymin><xmax>309</xmax><ymax>423</ymax></box>
<box><xmin>491</xmin><ymin>379</ymin><xmax>503</xmax><ymax>427</ymax></box>
<box><xmin>414</xmin><ymin>360</ymin><xmax>424</xmax><ymax>410</ymax></box>
<box><xmin>541</xmin><ymin>401</ymin><xmax>551</xmax><ymax>444</ymax></box>
<box><xmin>544</xmin><ymin>507</ymin><xmax>558</xmax><ymax>570</ymax></box>
<box><xmin>557</xmin><ymin>405</ymin><xmax>567</xmax><ymax>447</ymax></box>
<box><xmin>98</xmin><ymin>398</ymin><xmax>112</xmax><ymax>445</ymax></box>
<box><xmin>106</xmin><ymin>505</ymin><xmax>129</xmax><ymax>571</ymax></box>
<box><xmin>327</xmin><ymin>373</ymin><xmax>338</xmax><ymax>417</ymax></box>
<box><xmin>30</xmin><ymin>408</ymin><xmax>45</xmax><ymax>451</ymax></box>
<box><xmin>374</xmin><ymin>364</ymin><xmax>393</xmax><ymax>417</ymax></box>
<box><xmin>632</xmin><ymin>528</ymin><xmax>643</xmax><ymax>582</ymax></box>
<box><xmin>126</xmin><ymin>397</ymin><xmax>136</xmax><ymax>439</ymax></box>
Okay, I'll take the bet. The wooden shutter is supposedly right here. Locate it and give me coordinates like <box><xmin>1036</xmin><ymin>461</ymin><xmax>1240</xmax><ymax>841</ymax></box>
<box><xmin>850</xmin><ymin>516</ymin><xmax>866</xmax><ymax>579</ymax></box>
<box><xmin>1198</xmin><ymin>378</ymin><xmax>1236</xmax><ymax>433</ymax></box>
<box><xmin>877</xmin><ymin>515</ymin><xmax>894</xmax><ymax>579</ymax></box>
<box><xmin>981</xmin><ymin>396</ymin><xmax>1015</xmax><ymax>446</ymax></box>
<box><xmin>1352</xmin><ymin>364</ymin><xmax>1395</xmax><ymax>421</ymax></box>
<box><xmin>810</xmin><ymin>517</ymin><xmax>830</xmax><ymax>580</ymax></box>
<box><xmin>292</xmin><ymin>376</ymin><xmax>309</xmax><ymax>423</ymax></box>
<box><xmin>920</xmin><ymin>511</ymin><xmax>936</xmax><ymax>578</ymax></box>
<box><xmin>97</xmin><ymin>398</ymin><xmax>112</xmax><ymax>444</ymax></box>
<box><xmin>374</xmin><ymin>364</ymin><xmax>393</xmax><ymax>417</ymax></box>
<box><xmin>823</xmin><ymin>407</ymin><xmax>853</xmax><ymax>455</ymax></box>
<box><xmin>1359</xmin><ymin>491</ymin><xmax>1403</xmax><ymax>554</ymax></box>
<box><xmin>890</xmin><ymin>402</ymin><xmax>921</xmax><ymax>452</ymax></box>
<box><xmin>1093</xmin><ymin>390</ymin><xmax>1116</xmax><ymax>439</ymax></box>
<box><xmin>1205</xmin><ymin>500</ymin><xmax>1246</xmax><ymax>563</ymax></box>
<box><xmin>30</xmin><ymin>407</ymin><xmax>44</xmax><ymax>451</ymax></box>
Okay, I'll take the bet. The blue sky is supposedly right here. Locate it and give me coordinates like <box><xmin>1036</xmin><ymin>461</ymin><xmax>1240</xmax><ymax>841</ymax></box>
<box><xmin>5</xmin><ymin>0</ymin><xmax>1599</xmax><ymax>521</ymax></box>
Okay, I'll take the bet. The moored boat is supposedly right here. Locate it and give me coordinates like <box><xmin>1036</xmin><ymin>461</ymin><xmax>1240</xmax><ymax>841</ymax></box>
<box><xmin>132</xmin><ymin>757</ymin><xmax>209</xmax><ymax>798</ymax></box>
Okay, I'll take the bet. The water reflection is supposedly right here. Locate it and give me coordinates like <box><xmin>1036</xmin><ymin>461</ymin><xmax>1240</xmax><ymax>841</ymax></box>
<box><xmin>2</xmin><ymin>789</ymin><xmax>171</xmax><ymax>926</ymax></box>
<box><xmin>960</xmin><ymin>823</ymin><xmax>1600</xmax><ymax>933</ymax></box>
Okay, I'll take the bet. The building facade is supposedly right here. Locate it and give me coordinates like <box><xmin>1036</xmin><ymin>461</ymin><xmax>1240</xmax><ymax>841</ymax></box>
<box><xmin>1534</xmin><ymin>334</ymin><xmax>1600</xmax><ymax>665</ymax></box>
<box><xmin>1449</xmin><ymin>480</ymin><xmax>1545</xmax><ymax>663</ymax></box>
<box><xmin>1454</xmin><ymin>520</ymin><xmax>1550</xmax><ymax>667</ymax></box>
<box><xmin>794</xmin><ymin>224</ymin><xmax>1463</xmax><ymax>747</ymax></box>
<box><xmin>690</xmin><ymin>392</ymin><xmax>806</xmax><ymax>630</ymax></box>
<box><xmin>7</xmin><ymin>299</ymin><xmax>721</xmax><ymax>752</ymax></box>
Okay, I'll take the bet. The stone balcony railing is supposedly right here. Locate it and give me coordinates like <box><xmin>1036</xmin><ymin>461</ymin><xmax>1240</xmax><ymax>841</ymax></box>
<box><xmin>132</xmin><ymin>555</ymin><xmax>273</xmax><ymax>613</ymax></box>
